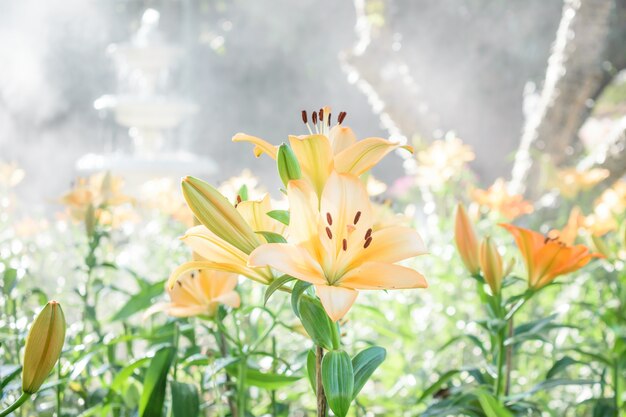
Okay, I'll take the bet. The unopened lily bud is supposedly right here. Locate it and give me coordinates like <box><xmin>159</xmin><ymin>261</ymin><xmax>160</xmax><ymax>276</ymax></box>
<box><xmin>22</xmin><ymin>301</ymin><xmax>66</xmax><ymax>394</ymax></box>
<box><xmin>454</xmin><ymin>203</ymin><xmax>480</xmax><ymax>274</ymax></box>
<box><xmin>277</xmin><ymin>143</ymin><xmax>302</xmax><ymax>187</ymax></box>
<box><xmin>480</xmin><ymin>237</ymin><xmax>503</xmax><ymax>294</ymax></box>
<box><xmin>182</xmin><ymin>176</ymin><xmax>260</xmax><ymax>254</ymax></box>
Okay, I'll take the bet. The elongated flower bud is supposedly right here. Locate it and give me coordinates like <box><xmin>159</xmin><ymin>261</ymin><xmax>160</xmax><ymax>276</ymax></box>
<box><xmin>182</xmin><ymin>176</ymin><xmax>260</xmax><ymax>254</ymax></box>
<box><xmin>277</xmin><ymin>143</ymin><xmax>302</xmax><ymax>187</ymax></box>
<box><xmin>22</xmin><ymin>301</ymin><xmax>66</xmax><ymax>394</ymax></box>
<box><xmin>480</xmin><ymin>237</ymin><xmax>503</xmax><ymax>294</ymax></box>
<box><xmin>454</xmin><ymin>203</ymin><xmax>480</xmax><ymax>274</ymax></box>
<box><xmin>591</xmin><ymin>234</ymin><xmax>611</xmax><ymax>258</ymax></box>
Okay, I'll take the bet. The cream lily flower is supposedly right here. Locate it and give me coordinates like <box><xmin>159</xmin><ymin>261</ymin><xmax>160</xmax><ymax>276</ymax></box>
<box><xmin>169</xmin><ymin>194</ymin><xmax>281</xmax><ymax>287</ymax></box>
<box><xmin>233</xmin><ymin>109</ymin><xmax>411</xmax><ymax>197</ymax></box>
<box><xmin>164</xmin><ymin>261</ymin><xmax>240</xmax><ymax>318</ymax></box>
<box><xmin>248</xmin><ymin>172</ymin><xmax>428</xmax><ymax>322</ymax></box>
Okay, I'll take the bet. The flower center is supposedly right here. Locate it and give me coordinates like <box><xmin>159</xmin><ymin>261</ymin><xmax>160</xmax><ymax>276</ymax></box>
<box><xmin>300</xmin><ymin>108</ymin><xmax>348</xmax><ymax>137</ymax></box>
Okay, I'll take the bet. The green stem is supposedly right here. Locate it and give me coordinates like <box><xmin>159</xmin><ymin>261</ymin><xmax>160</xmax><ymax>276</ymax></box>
<box><xmin>316</xmin><ymin>345</ymin><xmax>327</xmax><ymax>417</ymax></box>
<box><xmin>330</xmin><ymin>322</ymin><xmax>341</xmax><ymax>350</ymax></box>
<box><xmin>615</xmin><ymin>359</ymin><xmax>622</xmax><ymax>416</ymax></box>
<box><xmin>0</xmin><ymin>392</ymin><xmax>31</xmax><ymax>417</ymax></box>
<box><xmin>237</xmin><ymin>355</ymin><xmax>247</xmax><ymax>416</ymax></box>
<box><xmin>494</xmin><ymin>326</ymin><xmax>506</xmax><ymax>399</ymax></box>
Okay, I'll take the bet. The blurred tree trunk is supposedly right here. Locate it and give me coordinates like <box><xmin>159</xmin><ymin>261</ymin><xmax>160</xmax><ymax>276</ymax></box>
<box><xmin>510</xmin><ymin>0</ymin><xmax>626</xmax><ymax>197</ymax></box>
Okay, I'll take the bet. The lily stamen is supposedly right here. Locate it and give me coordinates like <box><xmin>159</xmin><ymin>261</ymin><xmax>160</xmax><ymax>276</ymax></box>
<box><xmin>354</xmin><ymin>211</ymin><xmax>362</xmax><ymax>225</ymax></box>
<box><xmin>365</xmin><ymin>228</ymin><xmax>372</xmax><ymax>240</ymax></box>
<box><xmin>342</xmin><ymin>239</ymin><xmax>347</xmax><ymax>251</ymax></box>
<box><xmin>364</xmin><ymin>237</ymin><xmax>373</xmax><ymax>248</ymax></box>
<box><xmin>326</xmin><ymin>226</ymin><xmax>333</xmax><ymax>239</ymax></box>
<box><xmin>326</xmin><ymin>212</ymin><xmax>333</xmax><ymax>225</ymax></box>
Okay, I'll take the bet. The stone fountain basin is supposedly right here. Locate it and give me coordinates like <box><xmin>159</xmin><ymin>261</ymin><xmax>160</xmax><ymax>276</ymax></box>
<box><xmin>95</xmin><ymin>95</ymin><xmax>198</xmax><ymax>129</ymax></box>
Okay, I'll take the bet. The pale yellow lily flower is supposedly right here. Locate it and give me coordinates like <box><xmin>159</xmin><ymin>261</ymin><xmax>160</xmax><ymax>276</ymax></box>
<box><xmin>164</xmin><ymin>260</ymin><xmax>240</xmax><ymax>318</ymax></box>
<box><xmin>169</xmin><ymin>194</ymin><xmax>281</xmax><ymax>287</ymax></box>
<box><xmin>233</xmin><ymin>109</ymin><xmax>411</xmax><ymax>197</ymax></box>
<box><xmin>248</xmin><ymin>172</ymin><xmax>428</xmax><ymax>322</ymax></box>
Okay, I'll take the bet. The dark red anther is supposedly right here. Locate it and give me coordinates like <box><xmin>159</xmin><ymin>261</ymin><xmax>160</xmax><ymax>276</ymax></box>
<box><xmin>354</xmin><ymin>211</ymin><xmax>362</xmax><ymax>225</ymax></box>
<box><xmin>301</xmin><ymin>110</ymin><xmax>308</xmax><ymax>124</ymax></box>
<box><xmin>319</xmin><ymin>108</ymin><xmax>324</xmax><ymax>121</ymax></box>
<box><xmin>338</xmin><ymin>111</ymin><xmax>347</xmax><ymax>124</ymax></box>
<box><xmin>328</xmin><ymin>114</ymin><xmax>331</xmax><ymax>126</ymax></box>
<box><xmin>236</xmin><ymin>195</ymin><xmax>242</xmax><ymax>204</ymax></box>
<box><xmin>326</xmin><ymin>212</ymin><xmax>333</xmax><ymax>225</ymax></box>
<box><xmin>312</xmin><ymin>111</ymin><xmax>318</xmax><ymax>124</ymax></box>
<box><xmin>326</xmin><ymin>226</ymin><xmax>333</xmax><ymax>239</ymax></box>
<box><xmin>342</xmin><ymin>239</ymin><xmax>347</xmax><ymax>251</ymax></box>
<box><xmin>176</xmin><ymin>280</ymin><xmax>182</xmax><ymax>287</ymax></box>
<box><xmin>364</xmin><ymin>237</ymin><xmax>373</xmax><ymax>248</ymax></box>
<box><xmin>365</xmin><ymin>228</ymin><xmax>372</xmax><ymax>240</ymax></box>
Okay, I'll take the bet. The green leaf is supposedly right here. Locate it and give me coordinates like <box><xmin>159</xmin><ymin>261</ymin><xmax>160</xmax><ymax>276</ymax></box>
<box><xmin>0</xmin><ymin>365</ymin><xmax>21</xmax><ymax>390</ymax></box>
<box><xmin>306</xmin><ymin>349</ymin><xmax>317</xmax><ymax>393</ymax></box>
<box><xmin>264</xmin><ymin>275</ymin><xmax>295</xmax><ymax>306</ymax></box>
<box><xmin>322</xmin><ymin>350</ymin><xmax>354</xmax><ymax>417</ymax></box>
<box><xmin>226</xmin><ymin>365</ymin><xmax>301</xmax><ymax>390</ymax></box>
<box><xmin>256</xmin><ymin>231</ymin><xmax>288</xmax><ymax>244</ymax></box>
<box><xmin>171</xmin><ymin>381</ymin><xmax>200</xmax><ymax>417</ymax></box>
<box><xmin>546</xmin><ymin>356</ymin><xmax>581</xmax><ymax>379</ymax></box>
<box><xmin>2</xmin><ymin>268</ymin><xmax>17</xmax><ymax>295</ymax></box>
<box><xmin>417</xmin><ymin>369</ymin><xmax>463</xmax><ymax>404</ymax></box>
<box><xmin>291</xmin><ymin>280</ymin><xmax>312</xmax><ymax>317</ymax></box>
<box><xmin>476</xmin><ymin>390</ymin><xmax>514</xmax><ymax>417</ymax></box>
<box><xmin>110</xmin><ymin>358</ymin><xmax>150</xmax><ymax>394</ymax></box>
<box><xmin>139</xmin><ymin>347</ymin><xmax>175</xmax><ymax>417</ymax></box>
<box><xmin>267</xmin><ymin>210</ymin><xmax>290</xmax><ymax>226</ymax></box>
<box><xmin>110</xmin><ymin>280</ymin><xmax>166</xmax><ymax>322</ymax></box>
<box><xmin>204</xmin><ymin>357</ymin><xmax>240</xmax><ymax>384</ymax></box>
<box><xmin>298</xmin><ymin>296</ymin><xmax>334</xmax><ymax>350</ymax></box>
<box><xmin>351</xmin><ymin>346</ymin><xmax>386</xmax><ymax>399</ymax></box>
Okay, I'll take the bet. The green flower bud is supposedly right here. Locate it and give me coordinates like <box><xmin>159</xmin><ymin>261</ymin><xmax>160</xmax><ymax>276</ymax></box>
<box><xmin>22</xmin><ymin>301</ymin><xmax>66</xmax><ymax>394</ymax></box>
<box><xmin>277</xmin><ymin>143</ymin><xmax>302</xmax><ymax>187</ymax></box>
<box><xmin>182</xmin><ymin>176</ymin><xmax>260</xmax><ymax>254</ymax></box>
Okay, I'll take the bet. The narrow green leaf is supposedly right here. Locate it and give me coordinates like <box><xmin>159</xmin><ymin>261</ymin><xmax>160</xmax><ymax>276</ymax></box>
<box><xmin>291</xmin><ymin>281</ymin><xmax>312</xmax><ymax>317</ymax></box>
<box><xmin>204</xmin><ymin>357</ymin><xmax>240</xmax><ymax>384</ymax></box>
<box><xmin>476</xmin><ymin>390</ymin><xmax>514</xmax><ymax>417</ymax></box>
<box><xmin>256</xmin><ymin>231</ymin><xmax>288</xmax><ymax>244</ymax></box>
<box><xmin>417</xmin><ymin>369</ymin><xmax>463</xmax><ymax>404</ymax></box>
<box><xmin>110</xmin><ymin>280</ymin><xmax>166</xmax><ymax>322</ymax></box>
<box><xmin>351</xmin><ymin>346</ymin><xmax>386</xmax><ymax>399</ymax></box>
<box><xmin>226</xmin><ymin>365</ymin><xmax>301</xmax><ymax>390</ymax></box>
<box><xmin>110</xmin><ymin>358</ymin><xmax>150</xmax><ymax>393</ymax></box>
<box><xmin>546</xmin><ymin>356</ymin><xmax>580</xmax><ymax>379</ymax></box>
<box><xmin>298</xmin><ymin>296</ymin><xmax>334</xmax><ymax>350</ymax></box>
<box><xmin>264</xmin><ymin>275</ymin><xmax>295</xmax><ymax>305</ymax></box>
<box><xmin>139</xmin><ymin>347</ymin><xmax>175</xmax><ymax>417</ymax></box>
<box><xmin>267</xmin><ymin>210</ymin><xmax>290</xmax><ymax>226</ymax></box>
<box><xmin>322</xmin><ymin>350</ymin><xmax>354</xmax><ymax>417</ymax></box>
<box><xmin>2</xmin><ymin>268</ymin><xmax>17</xmax><ymax>295</ymax></box>
<box><xmin>0</xmin><ymin>365</ymin><xmax>21</xmax><ymax>390</ymax></box>
<box><xmin>171</xmin><ymin>381</ymin><xmax>200</xmax><ymax>417</ymax></box>
<box><xmin>306</xmin><ymin>349</ymin><xmax>317</xmax><ymax>393</ymax></box>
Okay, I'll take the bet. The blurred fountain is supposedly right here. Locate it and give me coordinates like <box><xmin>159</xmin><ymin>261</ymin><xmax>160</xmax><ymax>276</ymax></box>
<box><xmin>77</xmin><ymin>8</ymin><xmax>215</xmax><ymax>184</ymax></box>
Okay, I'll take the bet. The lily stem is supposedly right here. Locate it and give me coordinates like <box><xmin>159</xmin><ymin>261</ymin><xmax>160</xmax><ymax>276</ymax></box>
<box><xmin>504</xmin><ymin>316</ymin><xmax>513</xmax><ymax>396</ymax></box>
<box><xmin>0</xmin><ymin>392</ymin><xmax>30</xmax><ymax>417</ymax></box>
<box><xmin>316</xmin><ymin>345</ymin><xmax>327</xmax><ymax>417</ymax></box>
<box><xmin>495</xmin><ymin>325</ymin><xmax>506</xmax><ymax>399</ymax></box>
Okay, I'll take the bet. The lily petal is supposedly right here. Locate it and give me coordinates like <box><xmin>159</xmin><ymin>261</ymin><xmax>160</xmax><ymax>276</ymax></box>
<box><xmin>329</xmin><ymin>125</ymin><xmax>357</xmax><ymax>154</ymax></box>
<box><xmin>212</xmin><ymin>291</ymin><xmax>241</xmax><ymax>308</ymax></box>
<box><xmin>288</xmin><ymin>134</ymin><xmax>334</xmax><ymax>197</ymax></box>
<box><xmin>315</xmin><ymin>285</ymin><xmax>358</xmax><ymax>322</ymax></box>
<box><xmin>349</xmin><ymin>226</ymin><xmax>427</xmax><ymax>267</ymax></box>
<box><xmin>339</xmin><ymin>262</ymin><xmax>428</xmax><ymax>290</ymax></box>
<box><xmin>335</xmin><ymin>137</ymin><xmax>411</xmax><ymax>176</ymax></box>
<box><xmin>249</xmin><ymin>243</ymin><xmax>327</xmax><ymax>285</ymax></box>
<box><xmin>232</xmin><ymin>133</ymin><xmax>278</xmax><ymax>159</ymax></box>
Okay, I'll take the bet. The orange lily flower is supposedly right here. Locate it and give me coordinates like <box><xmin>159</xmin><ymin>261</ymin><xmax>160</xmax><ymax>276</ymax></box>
<box><xmin>248</xmin><ymin>171</ymin><xmax>428</xmax><ymax>322</ymax></box>
<box><xmin>472</xmin><ymin>179</ymin><xmax>533</xmax><ymax>219</ymax></box>
<box><xmin>500</xmin><ymin>223</ymin><xmax>602</xmax><ymax>290</ymax></box>
<box><xmin>552</xmin><ymin>167</ymin><xmax>609</xmax><ymax>199</ymax></box>
<box><xmin>233</xmin><ymin>108</ymin><xmax>411</xmax><ymax>197</ymax></box>
<box><xmin>454</xmin><ymin>203</ymin><xmax>480</xmax><ymax>275</ymax></box>
<box><xmin>164</xmin><ymin>257</ymin><xmax>240</xmax><ymax>318</ymax></box>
